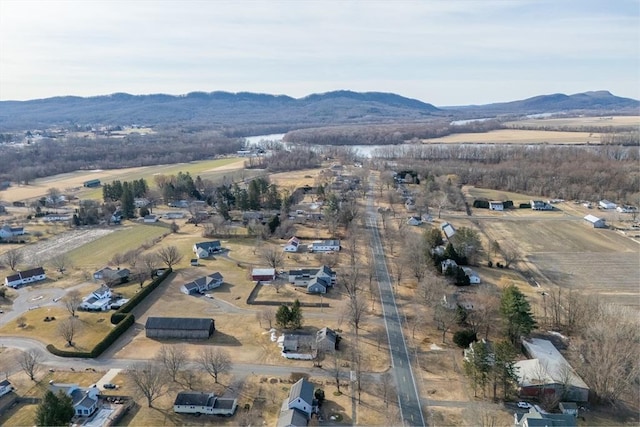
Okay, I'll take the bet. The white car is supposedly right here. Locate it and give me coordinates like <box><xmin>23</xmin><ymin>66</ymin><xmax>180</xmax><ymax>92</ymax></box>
<box><xmin>53</xmin><ymin>297</ymin><xmax>62</xmax><ymax>302</ymax></box>
<box><xmin>204</xmin><ymin>294</ymin><xmax>214</xmax><ymax>299</ymax></box>
<box><xmin>517</xmin><ymin>401</ymin><xmax>531</xmax><ymax>409</ymax></box>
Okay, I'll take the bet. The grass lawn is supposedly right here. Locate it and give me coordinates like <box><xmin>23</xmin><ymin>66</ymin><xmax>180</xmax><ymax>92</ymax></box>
<box><xmin>0</xmin><ymin>307</ymin><xmax>114</xmax><ymax>352</ymax></box>
<box><xmin>0</xmin><ymin>403</ymin><xmax>38</xmax><ymax>427</ymax></box>
<box><xmin>65</xmin><ymin>224</ymin><xmax>169</xmax><ymax>269</ymax></box>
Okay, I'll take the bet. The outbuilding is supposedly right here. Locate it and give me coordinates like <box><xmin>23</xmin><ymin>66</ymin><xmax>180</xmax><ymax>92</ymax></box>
<box><xmin>584</xmin><ymin>214</ymin><xmax>606</xmax><ymax>228</ymax></box>
<box><xmin>489</xmin><ymin>201</ymin><xmax>504</xmax><ymax>211</ymax></box>
<box><xmin>251</xmin><ymin>268</ymin><xmax>276</xmax><ymax>282</ymax></box>
<box><xmin>145</xmin><ymin>317</ymin><xmax>215</xmax><ymax>339</ymax></box>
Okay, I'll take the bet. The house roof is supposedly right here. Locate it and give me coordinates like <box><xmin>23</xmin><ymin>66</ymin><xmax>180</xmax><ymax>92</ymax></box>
<box><xmin>194</xmin><ymin>241</ymin><xmax>221</xmax><ymax>250</ymax></box>
<box><xmin>277</xmin><ymin>408</ymin><xmax>308</xmax><ymax>427</ymax></box>
<box><xmin>6</xmin><ymin>267</ymin><xmax>45</xmax><ymax>282</ymax></box>
<box><xmin>252</xmin><ymin>268</ymin><xmax>276</xmax><ymax>277</ymax></box>
<box><xmin>316</xmin><ymin>327</ymin><xmax>337</xmax><ymax>344</ymax></box>
<box><xmin>0</xmin><ymin>379</ymin><xmax>11</xmax><ymax>387</ymax></box>
<box><xmin>517</xmin><ymin>338</ymin><xmax>589</xmax><ymax>390</ymax></box>
<box><xmin>312</xmin><ymin>239</ymin><xmax>340</xmax><ymax>247</ymax></box>
<box><xmin>145</xmin><ymin>317</ymin><xmax>214</xmax><ymax>331</ymax></box>
<box><xmin>288</xmin><ymin>378</ymin><xmax>314</xmax><ymax>406</ymax></box>
<box><xmin>441</xmin><ymin>222</ymin><xmax>456</xmax><ymax>239</ymax></box>
<box><xmin>212</xmin><ymin>397</ymin><xmax>236</xmax><ymax>409</ymax></box>
<box><xmin>584</xmin><ymin>214</ymin><xmax>603</xmax><ymax>224</ymax></box>
<box><xmin>174</xmin><ymin>391</ymin><xmax>214</xmax><ymax>407</ymax></box>
<box><xmin>516</xmin><ymin>407</ymin><xmax>576</xmax><ymax>427</ymax></box>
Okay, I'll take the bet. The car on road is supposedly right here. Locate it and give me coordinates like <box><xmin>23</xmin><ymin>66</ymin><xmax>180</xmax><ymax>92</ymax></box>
<box><xmin>517</xmin><ymin>401</ymin><xmax>531</xmax><ymax>409</ymax></box>
<box><xmin>204</xmin><ymin>294</ymin><xmax>214</xmax><ymax>299</ymax></box>
<box><xmin>103</xmin><ymin>383</ymin><xmax>117</xmax><ymax>389</ymax></box>
<box><xmin>53</xmin><ymin>297</ymin><xmax>62</xmax><ymax>302</ymax></box>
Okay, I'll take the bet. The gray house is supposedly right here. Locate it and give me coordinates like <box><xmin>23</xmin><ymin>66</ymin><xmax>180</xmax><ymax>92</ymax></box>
<box><xmin>277</xmin><ymin>378</ymin><xmax>315</xmax><ymax>427</ymax></box>
<box><xmin>145</xmin><ymin>317</ymin><xmax>215</xmax><ymax>339</ymax></box>
<box><xmin>288</xmin><ymin>265</ymin><xmax>336</xmax><ymax>294</ymax></box>
<box><xmin>180</xmin><ymin>272</ymin><xmax>224</xmax><ymax>294</ymax></box>
<box><xmin>173</xmin><ymin>391</ymin><xmax>237</xmax><ymax>416</ymax></box>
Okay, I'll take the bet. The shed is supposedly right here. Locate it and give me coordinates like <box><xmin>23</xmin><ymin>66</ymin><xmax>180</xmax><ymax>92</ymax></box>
<box><xmin>145</xmin><ymin>317</ymin><xmax>215</xmax><ymax>339</ymax></box>
<box><xmin>252</xmin><ymin>268</ymin><xmax>276</xmax><ymax>282</ymax></box>
<box><xmin>583</xmin><ymin>214</ymin><xmax>606</xmax><ymax>228</ymax></box>
<box><xmin>489</xmin><ymin>201</ymin><xmax>504</xmax><ymax>211</ymax></box>
<box><xmin>599</xmin><ymin>200</ymin><xmax>616</xmax><ymax>210</ymax></box>
<box><xmin>83</xmin><ymin>179</ymin><xmax>101</xmax><ymax>188</ymax></box>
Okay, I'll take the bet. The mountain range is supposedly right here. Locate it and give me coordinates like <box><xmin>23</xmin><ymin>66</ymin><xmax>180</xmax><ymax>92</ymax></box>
<box><xmin>0</xmin><ymin>89</ymin><xmax>637</xmax><ymax>133</ymax></box>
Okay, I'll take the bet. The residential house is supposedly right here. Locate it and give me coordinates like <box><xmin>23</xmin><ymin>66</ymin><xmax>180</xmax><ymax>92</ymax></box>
<box><xmin>165</xmin><ymin>211</ymin><xmax>185</xmax><ymax>219</ymax></box>
<box><xmin>79</xmin><ymin>285</ymin><xmax>113</xmax><ymax>311</ymax></box>
<box><xmin>93</xmin><ymin>267</ymin><xmax>130</xmax><ymax>285</ymax></box>
<box><xmin>530</xmin><ymin>200</ymin><xmax>553</xmax><ymax>211</ymax></box>
<box><xmin>316</xmin><ymin>327</ymin><xmax>339</xmax><ymax>353</ymax></box>
<box><xmin>598</xmin><ymin>200</ymin><xmax>616</xmax><ymax>210</ymax></box>
<box><xmin>193</xmin><ymin>241</ymin><xmax>222</xmax><ymax>258</ymax></box>
<box><xmin>145</xmin><ymin>317</ymin><xmax>215</xmax><ymax>339</ymax></box>
<box><xmin>407</xmin><ymin>216</ymin><xmax>422</xmax><ymax>226</ymax></box>
<box><xmin>0</xmin><ymin>224</ymin><xmax>25</xmax><ymax>239</ymax></box>
<box><xmin>461</xmin><ymin>267</ymin><xmax>481</xmax><ymax>284</ymax></box>
<box><xmin>515</xmin><ymin>338</ymin><xmax>589</xmax><ymax>402</ymax></box>
<box><xmin>284</xmin><ymin>236</ymin><xmax>302</xmax><ymax>252</ymax></box>
<box><xmin>489</xmin><ymin>201</ymin><xmax>504</xmax><ymax>211</ymax></box>
<box><xmin>514</xmin><ymin>407</ymin><xmax>576</xmax><ymax>427</ymax></box>
<box><xmin>440</xmin><ymin>259</ymin><xmax>458</xmax><ymax>273</ymax></box>
<box><xmin>441</xmin><ymin>222</ymin><xmax>456</xmax><ymax>240</ymax></box>
<box><xmin>276</xmin><ymin>378</ymin><xmax>315</xmax><ymax>427</ymax></box>
<box><xmin>180</xmin><ymin>272</ymin><xmax>224</xmax><ymax>294</ymax></box>
<box><xmin>251</xmin><ymin>268</ymin><xmax>276</xmax><ymax>282</ymax></box>
<box><xmin>583</xmin><ymin>214</ymin><xmax>606</xmax><ymax>228</ymax></box>
<box><xmin>5</xmin><ymin>267</ymin><xmax>46</xmax><ymax>288</ymax></box>
<box><xmin>0</xmin><ymin>379</ymin><xmax>13</xmax><ymax>397</ymax></box>
<box><xmin>310</xmin><ymin>239</ymin><xmax>340</xmax><ymax>252</ymax></box>
<box><xmin>173</xmin><ymin>391</ymin><xmax>237</xmax><ymax>416</ymax></box>
<box><xmin>48</xmin><ymin>383</ymin><xmax>99</xmax><ymax>417</ymax></box>
<box><xmin>288</xmin><ymin>265</ymin><xmax>336</xmax><ymax>294</ymax></box>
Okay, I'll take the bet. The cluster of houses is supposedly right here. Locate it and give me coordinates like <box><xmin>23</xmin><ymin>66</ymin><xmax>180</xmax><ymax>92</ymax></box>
<box><xmin>277</xmin><ymin>326</ymin><xmax>339</xmax><ymax>360</ymax></box>
<box><xmin>440</xmin><ymin>258</ymin><xmax>481</xmax><ymax>284</ymax></box>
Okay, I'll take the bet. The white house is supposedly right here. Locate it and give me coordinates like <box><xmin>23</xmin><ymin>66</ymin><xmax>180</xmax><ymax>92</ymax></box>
<box><xmin>584</xmin><ymin>214</ymin><xmax>606</xmax><ymax>228</ymax></box>
<box><xmin>283</xmin><ymin>236</ymin><xmax>301</xmax><ymax>252</ymax></box>
<box><xmin>173</xmin><ymin>391</ymin><xmax>237</xmax><ymax>416</ymax></box>
<box><xmin>489</xmin><ymin>201</ymin><xmax>504</xmax><ymax>211</ymax></box>
<box><xmin>277</xmin><ymin>378</ymin><xmax>315</xmax><ymax>426</ymax></box>
<box><xmin>80</xmin><ymin>285</ymin><xmax>113</xmax><ymax>311</ymax></box>
<box><xmin>0</xmin><ymin>379</ymin><xmax>13</xmax><ymax>397</ymax></box>
<box><xmin>193</xmin><ymin>241</ymin><xmax>222</xmax><ymax>258</ymax></box>
<box><xmin>599</xmin><ymin>200</ymin><xmax>616</xmax><ymax>210</ymax></box>
<box><xmin>440</xmin><ymin>259</ymin><xmax>458</xmax><ymax>272</ymax></box>
<box><xmin>5</xmin><ymin>267</ymin><xmax>46</xmax><ymax>288</ymax></box>
<box><xmin>49</xmin><ymin>383</ymin><xmax>99</xmax><ymax>417</ymax></box>
<box><xmin>311</xmin><ymin>239</ymin><xmax>340</xmax><ymax>252</ymax></box>
<box><xmin>181</xmin><ymin>272</ymin><xmax>224</xmax><ymax>294</ymax></box>
<box><xmin>0</xmin><ymin>224</ymin><xmax>25</xmax><ymax>239</ymax></box>
<box><xmin>461</xmin><ymin>266</ymin><xmax>481</xmax><ymax>284</ymax></box>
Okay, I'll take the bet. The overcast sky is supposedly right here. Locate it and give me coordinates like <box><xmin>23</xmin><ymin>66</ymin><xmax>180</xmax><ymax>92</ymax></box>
<box><xmin>1</xmin><ymin>0</ymin><xmax>638</xmax><ymax>105</ymax></box>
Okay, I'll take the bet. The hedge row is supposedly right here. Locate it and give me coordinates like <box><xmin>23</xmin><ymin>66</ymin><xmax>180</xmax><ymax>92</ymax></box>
<box><xmin>47</xmin><ymin>313</ymin><xmax>135</xmax><ymax>358</ymax></box>
<box><xmin>110</xmin><ymin>268</ymin><xmax>172</xmax><ymax>325</ymax></box>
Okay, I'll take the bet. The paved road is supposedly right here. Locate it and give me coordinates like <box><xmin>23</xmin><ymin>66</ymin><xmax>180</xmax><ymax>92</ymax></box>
<box><xmin>366</xmin><ymin>179</ymin><xmax>426</xmax><ymax>427</ymax></box>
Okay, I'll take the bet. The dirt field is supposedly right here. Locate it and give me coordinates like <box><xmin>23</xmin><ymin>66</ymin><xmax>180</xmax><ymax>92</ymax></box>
<box><xmin>422</xmin><ymin>129</ymin><xmax>600</xmax><ymax>144</ymax></box>
<box><xmin>504</xmin><ymin>115</ymin><xmax>640</xmax><ymax>129</ymax></box>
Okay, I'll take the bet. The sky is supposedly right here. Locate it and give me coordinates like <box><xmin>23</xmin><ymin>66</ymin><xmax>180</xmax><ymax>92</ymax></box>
<box><xmin>1</xmin><ymin>0</ymin><xmax>639</xmax><ymax>105</ymax></box>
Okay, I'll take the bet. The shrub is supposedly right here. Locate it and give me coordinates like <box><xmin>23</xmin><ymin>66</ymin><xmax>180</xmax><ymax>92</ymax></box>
<box><xmin>111</xmin><ymin>268</ymin><xmax>171</xmax><ymax>322</ymax></box>
<box><xmin>453</xmin><ymin>329</ymin><xmax>477</xmax><ymax>348</ymax></box>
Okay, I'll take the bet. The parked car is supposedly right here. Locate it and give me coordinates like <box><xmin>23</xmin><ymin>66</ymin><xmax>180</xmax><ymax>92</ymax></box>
<box><xmin>517</xmin><ymin>401</ymin><xmax>531</xmax><ymax>409</ymax></box>
<box><xmin>103</xmin><ymin>383</ymin><xmax>117</xmax><ymax>389</ymax></box>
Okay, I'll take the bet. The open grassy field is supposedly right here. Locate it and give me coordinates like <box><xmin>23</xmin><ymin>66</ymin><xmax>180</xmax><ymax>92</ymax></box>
<box><xmin>422</xmin><ymin>129</ymin><xmax>600</xmax><ymax>144</ymax></box>
<box><xmin>504</xmin><ymin>115</ymin><xmax>640</xmax><ymax>129</ymax></box>
<box><xmin>0</xmin><ymin>157</ymin><xmax>247</xmax><ymax>203</ymax></box>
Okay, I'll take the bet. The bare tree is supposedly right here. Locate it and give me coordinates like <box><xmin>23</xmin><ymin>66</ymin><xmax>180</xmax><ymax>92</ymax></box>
<box><xmin>271</xmin><ymin>280</ymin><xmax>284</xmax><ymax>294</ymax></box>
<box><xmin>123</xmin><ymin>249</ymin><xmax>140</xmax><ymax>268</ymax></box>
<box><xmin>434</xmin><ymin>305</ymin><xmax>458</xmax><ymax>343</ymax></box>
<box><xmin>341</xmin><ymin>263</ymin><xmax>361</xmax><ymax>299</ymax></box>
<box><xmin>19</xmin><ymin>349</ymin><xmax>41</xmax><ymax>381</ymax></box>
<box><xmin>332</xmin><ymin>351</ymin><xmax>342</xmax><ymax>394</ymax></box>
<box><xmin>49</xmin><ymin>253</ymin><xmax>71</xmax><ymax>274</ymax></box>
<box><xmin>260</xmin><ymin>246</ymin><xmax>284</xmax><ymax>270</ymax></box>
<box><xmin>110</xmin><ymin>252</ymin><xmax>126</xmax><ymax>268</ymax></box>
<box><xmin>378</xmin><ymin>371</ymin><xmax>395</xmax><ymax>407</ymax></box>
<box><xmin>178</xmin><ymin>369</ymin><xmax>201</xmax><ymax>390</ymax></box>
<box><xmin>499</xmin><ymin>244</ymin><xmax>520</xmax><ymax>269</ymax></box>
<box><xmin>128</xmin><ymin>361</ymin><xmax>167</xmax><ymax>407</ymax></box>
<box><xmin>16</xmin><ymin>316</ymin><xmax>27</xmax><ymax>328</ymax></box>
<box><xmin>348</xmin><ymin>294</ymin><xmax>367</xmax><ymax>336</ymax></box>
<box><xmin>57</xmin><ymin>317</ymin><xmax>77</xmax><ymax>347</ymax></box>
<box><xmin>63</xmin><ymin>290</ymin><xmax>82</xmax><ymax>317</ymax></box>
<box><xmin>259</xmin><ymin>307</ymin><xmax>275</xmax><ymax>329</ymax></box>
<box><xmin>404</xmin><ymin>233</ymin><xmax>427</xmax><ymax>282</ymax></box>
<box><xmin>157</xmin><ymin>246</ymin><xmax>183</xmax><ymax>269</ymax></box>
<box><xmin>343</xmin><ymin>231</ymin><xmax>360</xmax><ymax>266</ymax></box>
<box><xmin>2</xmin><ymin>249</ymin><xmax>23</xmax><ymax>271</ymax></box>
<box><xmin>142</xmin><ymin>253</ymin><xmax>160</xmax><ymax>278</ymax></box>
<box><xmin>198</xmin><ymin>348</ymin><xmax>231</xmax><ymax>383</ymax></box>
<box><xmin>373</xmin><ymin>326</ymin><xmax>387</xmax><ymax>351</ymax></box>
<box><xmin>156</xmin><ymin>345</ymin><xmax>188</xmax><ymax>382</ymax></box>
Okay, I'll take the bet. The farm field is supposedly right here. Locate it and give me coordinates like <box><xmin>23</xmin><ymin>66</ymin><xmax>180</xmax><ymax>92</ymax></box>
<box><xmin>0</xmin><ymin>157</ymin><xmax>247</xmax><ymax>203</ymax></box>
<box><xmin>504</xmin><ymin>115</ymin><xmax>640</xmax><ymax>129</ymax></box>
<box><xmin>422</xmin><ymin>129</ymin><xmax>600</xmax><ymax>144</ymax></box>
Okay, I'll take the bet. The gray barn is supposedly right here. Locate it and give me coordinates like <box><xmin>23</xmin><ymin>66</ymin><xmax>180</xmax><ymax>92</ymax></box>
<box><xmin>145</xmin><ymin>317</ymin><xmax>215</xmax><ymax>339</ymax></box>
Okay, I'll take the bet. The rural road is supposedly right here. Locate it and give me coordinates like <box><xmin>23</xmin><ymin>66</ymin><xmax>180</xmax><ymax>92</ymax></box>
<box><xmin>366</xmin><ymin>177</ymin><xmax>426</xmax><ymax>427</ymax></box>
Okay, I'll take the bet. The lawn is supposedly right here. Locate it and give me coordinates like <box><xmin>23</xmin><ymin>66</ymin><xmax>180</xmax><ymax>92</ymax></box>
<box><xmin>65</xmin><ymin>224</ymin><xmax>169</xmax><ymax>269</ymax></box>
<box><xmin>0</xmin><ymin>307</ymin><xmax>114</xmax><ymax>351</ymax></box>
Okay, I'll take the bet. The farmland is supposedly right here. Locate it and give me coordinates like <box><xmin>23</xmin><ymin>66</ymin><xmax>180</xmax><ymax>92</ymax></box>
<box><xmin>422</xmin><ymin>128</ymin><xmax>600</xmax><ymax>144</ymax></box>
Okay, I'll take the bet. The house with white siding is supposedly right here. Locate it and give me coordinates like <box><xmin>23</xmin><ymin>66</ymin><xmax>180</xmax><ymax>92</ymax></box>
<box><xmin>5</xmin><ymin>267</ymin><xmax>46</xmax><ymax>288</ymax></box>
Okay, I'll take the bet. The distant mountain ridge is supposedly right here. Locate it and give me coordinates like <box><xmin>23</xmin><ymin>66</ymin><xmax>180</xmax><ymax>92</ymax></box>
<box><xmin>0</xmin><ymin>89</ymin><xmax>637</xmax><ymax>132</ymax></box>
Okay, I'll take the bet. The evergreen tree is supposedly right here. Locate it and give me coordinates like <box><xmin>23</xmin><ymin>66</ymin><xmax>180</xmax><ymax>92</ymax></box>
<box><xmin>276</xmin><ymin>305</ymin><xmax>291</xmax><ymax>329</ymax></box>
<box><xmin>492</xmin><ymin>340</ymin><xmax>519</xmax><ymax>400</ymax></box>
<box><xmin>290</xmin><ymin>299</ymin><xmax>303</xmax><ymax>329</ymax></box>
<box><xmin>463</xmin><ymin>340</ymin><xmax>491</xmax><ymax>397</ymax></box>
<box><xmin>35</xmin><ymin>390</ymin><xmax>74</xmax><ymax>426</ymax></box>
<box><xmin>500</xmin><ymin>284</ymin><xmax>536</xmax><ymax>345</ymax></box>
<box><xmin>267</xmin><ymin>214</ymin><xmax>281</xmax><ymax>234</ymax></box>
<box><xmin>120</xmin><ymin>182</ymin><xmax>135</xmax><ymax>219</ymax></box>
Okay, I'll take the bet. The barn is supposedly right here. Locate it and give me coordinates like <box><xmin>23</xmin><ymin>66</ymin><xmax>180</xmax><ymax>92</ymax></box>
<box><xmin>584</xmin><ymin>214</ymin><xmax>606</xmax><ymax>228</ymax></box>
<box><xmin>251</xmin><ymin>268</ymin><xmax>276</xmax><ymax>282</ymax></box>
<box><xmin>145</xmin><ymin>317</ymin><xmax>215</xmax><ymax>339</ymax></box>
